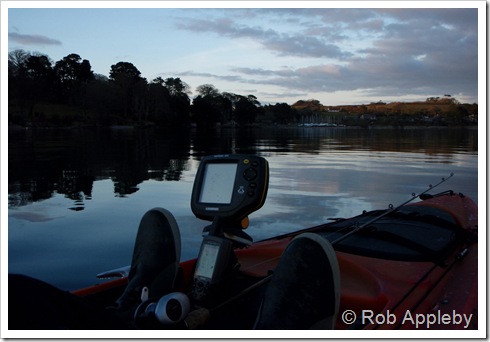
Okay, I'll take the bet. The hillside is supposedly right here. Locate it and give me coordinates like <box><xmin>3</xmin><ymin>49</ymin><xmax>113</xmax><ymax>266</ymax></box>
<box><xmin>291</xmin><ymin>97</ymin><xmax>478</xmax><ymax>126</ymax></box>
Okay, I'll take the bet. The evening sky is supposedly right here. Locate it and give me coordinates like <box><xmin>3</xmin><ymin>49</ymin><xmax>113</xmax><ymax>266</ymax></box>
<box><xmin>4</xmin><ymin>1</ymin><xmax>483</xmax><ymax>106</ymax></box>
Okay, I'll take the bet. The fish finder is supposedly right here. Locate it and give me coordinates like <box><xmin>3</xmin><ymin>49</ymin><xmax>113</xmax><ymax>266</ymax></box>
<box><xmin>191</xmin><ymin>154</ymin><xmax>269</xmax><ymax>222</ymax></box>
<box><xmin>190</xmin><ymin>154</ymin><xmax>269</xmax><ymax>302</ymax></box>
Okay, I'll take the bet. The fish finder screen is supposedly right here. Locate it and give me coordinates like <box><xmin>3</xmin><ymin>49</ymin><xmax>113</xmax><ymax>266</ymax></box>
<box><xmin>199</xmin><ymin>163</ymin><xmax>238</xmax><ymax>204</ymax></box>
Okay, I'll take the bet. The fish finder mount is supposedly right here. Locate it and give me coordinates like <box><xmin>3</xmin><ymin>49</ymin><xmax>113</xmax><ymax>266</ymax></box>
<box><xmin>190</xmin><ymin>154</ymin><xmax>269</xmax><ymax>303</ymax></box>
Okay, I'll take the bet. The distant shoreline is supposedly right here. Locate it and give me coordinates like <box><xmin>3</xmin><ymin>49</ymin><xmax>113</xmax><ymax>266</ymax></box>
<box><xmin>8</xmin><ymin>122</ymin><xmax>478</xmax><ymax>131</ymax></box>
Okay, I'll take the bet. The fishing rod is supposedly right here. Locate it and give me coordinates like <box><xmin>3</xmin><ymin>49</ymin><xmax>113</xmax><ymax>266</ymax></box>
<box><xmin>330</xmin><ymin>172</ymin><xmax>454</xmax><ymax>245</ymax></box>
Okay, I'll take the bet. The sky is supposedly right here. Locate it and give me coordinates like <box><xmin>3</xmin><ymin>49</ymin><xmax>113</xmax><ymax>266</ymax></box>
<box><xmin>3</xmin><ymin>1</ymin><xmax>484</xmax><ymax>106</ymax></box>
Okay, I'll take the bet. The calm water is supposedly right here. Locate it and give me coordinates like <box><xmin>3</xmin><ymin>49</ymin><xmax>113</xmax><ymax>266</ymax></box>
<box><xmin>8</xmin><ymin>126</ymin><xmax>479</xmax><ymax>290</ymax></box>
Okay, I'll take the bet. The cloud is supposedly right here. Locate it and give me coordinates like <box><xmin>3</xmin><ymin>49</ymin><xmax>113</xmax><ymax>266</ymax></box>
<box><xmin>9</xmin><ymin>32</ymin><xmax>62</xmax><ymax>46</ymax></box>
<box><xmin>238</xmin><ymin>61</ymin><xmax>475</xmax><ymax>100</ymax></box>
<box><xmin>172</xmin><ymin>8</ymin><xmax>477</xmax><ymax>103</ymax></box>
<box><xmin>175</xmin><ymin>16</ymin><xmax>352</xmax><ymax>59</ymax></box>
<box><xmin>171</xmin><ymin>70</ymin><xmax>245</xmax><ymax>84</ymax></box>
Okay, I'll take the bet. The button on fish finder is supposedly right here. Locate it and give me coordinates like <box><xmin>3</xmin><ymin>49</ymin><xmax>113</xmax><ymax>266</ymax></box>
<box><xmin>243</xmin><ymin>167</ymin><xmax>257</xmax><ymax>181</ymax></box>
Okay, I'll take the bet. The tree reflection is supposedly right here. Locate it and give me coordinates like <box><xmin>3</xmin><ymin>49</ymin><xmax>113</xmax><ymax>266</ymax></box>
<box><xmin>8</xmin><ymin>127</ymin><xmax>192</xmax><ymax>209</ymax></box>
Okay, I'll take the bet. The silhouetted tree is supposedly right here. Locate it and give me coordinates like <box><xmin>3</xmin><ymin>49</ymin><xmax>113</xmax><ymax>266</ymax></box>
<box><xmin>86</xmin><ymin>74</ymin><xmax>115</xmax><ymax>125</ymax></box>
<box><xmin>109</xmin><ymin>62</ymin><xmax>146</xmax><ymax>120</ymax></box>
<box><xmin>8</xmin><ymin>49</ymin><xmax>31</xmax><ymax>123</ymax></box>
<box><xmin>196</xmin><ymin>84</ymin><xmax>219</xmax><ymax>97</ymax></box>
<box><xmin>235</xmin><ymin>95</ymin><xmax>261</xmax><ymax>125</ymax></box>
<box><xmin>192</xmin><ymin>84</ymin><xmax>230</xmax><ymax>126</ymax></box>
<box><xmin>54</xmin><ymin>53</ymin><xmax>94</xmax><ymax>107</ymax></box>
<box><xmin>148</xmin><ymin>77</ymin><xmax>172</xmax><ymax>125</ymax></box>
<box><xmin>266</xmin><ymin>102</ymin><xmax>297</xmax><ymax>124</ymax></box>
<box><xmin>8</xmin><ymin>49</ymin><xmax>30</xmax><ymax>88</ymax></box>
<box><xmin>22</xmin><ymin>53</ymin><xmax>56</xmax><ymax>122</ymax></box>
<box><xmin>164</xmin><ymin>77</ymin><xmax>191</xmax><ymax>126</ymax></box>
<box><xmin>164</xmin><ymin>77</ymin><xmax>191</xmax><ymax>96</ymax></box>
<box><xmin>192</xmin><ymin>95</ymin><xmax>218</xmax><ymax>127</ymax></box>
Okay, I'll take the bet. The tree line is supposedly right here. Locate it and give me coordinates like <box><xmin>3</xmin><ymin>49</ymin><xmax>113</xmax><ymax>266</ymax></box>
<box><xmin>8</xmin><ymin>50</ymin><xmax>299</xmax><ymax>128</ymax></box>
<box><xmin>8</xmin><ymin>50</ymin><xmax>476</xmax><ymax>128</ymax></box>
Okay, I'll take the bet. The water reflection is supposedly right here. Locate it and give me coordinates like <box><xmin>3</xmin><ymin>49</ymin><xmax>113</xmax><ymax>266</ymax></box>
<box><xmin>9</xmin><ymin>127</ymin><xmax>477</xmax><ymax>211</ymax></box>
<box><xmin>8</xmin><ymin>126</ymin><xmax>478</xmax><ymax>290</ymax></box>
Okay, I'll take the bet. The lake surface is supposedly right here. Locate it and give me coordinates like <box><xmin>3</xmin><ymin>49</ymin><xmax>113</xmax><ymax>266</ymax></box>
<box><xmin>8</xmin><ymin>126</ymin><xmax>479</xmax><ymax>291</ymax></box>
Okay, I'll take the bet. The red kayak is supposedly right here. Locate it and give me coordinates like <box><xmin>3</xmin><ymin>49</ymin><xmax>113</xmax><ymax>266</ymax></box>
<box><xmin>73</xmin><ymin>190</ymin><xmax>478</xmax><ymax>330</ymax></box>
